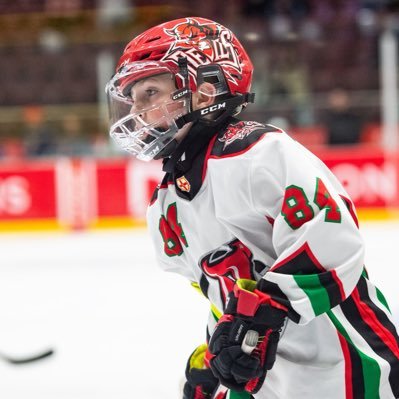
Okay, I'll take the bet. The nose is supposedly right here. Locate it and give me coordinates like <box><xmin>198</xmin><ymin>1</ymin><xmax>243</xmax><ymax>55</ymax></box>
<box><xmin>130</xmin><ymin>102</ymin><xmax>141</xmax><ymax>114</ymax></box>
<box><xmin>130</xmin><ymin>103</ymin><xmax>146</xmax><ymax>123</ymax></box>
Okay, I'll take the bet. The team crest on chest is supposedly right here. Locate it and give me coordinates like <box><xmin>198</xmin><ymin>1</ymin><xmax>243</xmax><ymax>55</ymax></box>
<box><xmin>176</xmin><ymin>176</ymin><xmax>191</xmax><ymax>192</ymax></box>
<box><xmin>219</xmin><ymin>121</ymin><xmax>264</xmax><ymax>149</ymax></box>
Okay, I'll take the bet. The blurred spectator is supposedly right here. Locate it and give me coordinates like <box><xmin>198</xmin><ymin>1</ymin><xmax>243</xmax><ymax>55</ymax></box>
<box><xmin>0</xmin><ymin>137</ymin><xmax>24</xmax><ymax>161</ymax></box>
<box><xmin>323</xmin><ymin>88</ymin><xmax>363</xmax><ymax>145</ymax></box>
<box><xmin>268</xmin><ymin>43</ymin><xmax>314</xmax><ymax>126</ymax></box>
<box><xmin>22</xmin><ymin>105</ymin><xmax>57</xmax><ymax>157</ymax></box>
<box><xmin>57</xmin><ymin>114</ymin><xmax>92</xmax><ymax>156</ymax></box>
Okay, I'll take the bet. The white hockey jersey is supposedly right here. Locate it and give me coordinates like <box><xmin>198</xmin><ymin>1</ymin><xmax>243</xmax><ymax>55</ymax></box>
<box><xmin>146</xmin><ymin>119</ymin><xmax>399</xmax><ymax>399</ymax></box>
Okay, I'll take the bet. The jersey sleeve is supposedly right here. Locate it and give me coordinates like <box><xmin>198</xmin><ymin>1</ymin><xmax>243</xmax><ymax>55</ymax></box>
<box><xmin>213</xmin><ymin>132</ymin><xmax>365</xmax><ymax>325</ymax></box>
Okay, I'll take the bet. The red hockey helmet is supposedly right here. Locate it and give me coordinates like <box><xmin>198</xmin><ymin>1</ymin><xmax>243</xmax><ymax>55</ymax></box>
<box><xmin>118</xmin><ymin>17</ymin><xmax>253</xmax><ymax>94</ymax></box>
<box><xmin>106</xmin><ymin>17</ymin><xmax>254</xmax><ymax>161</ymax></box>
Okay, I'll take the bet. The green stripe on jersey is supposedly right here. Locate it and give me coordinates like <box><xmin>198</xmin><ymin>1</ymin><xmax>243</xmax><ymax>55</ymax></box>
<box><xmin>375</xmin><ymin>287</ymin><xmax>391</xmax><ymax>312</ymax></box>
<box><xmin>362</xmin><ymin>268</ymin><xmax>369</xmax><ymax>279</ymax></box>
<box><xmin>228</xmin><ymin>391</ymin><xmax>252</xmax><ymax>398</ymax></box>
<box><xmin>327</xmin><ymin>310</ymin><xmax>381</xmax><ymax>399</ymax></box>
<box><xmin>293</xmin><ymin>273</ymin><xmax>330</xmax><ymax>316</ymax></box>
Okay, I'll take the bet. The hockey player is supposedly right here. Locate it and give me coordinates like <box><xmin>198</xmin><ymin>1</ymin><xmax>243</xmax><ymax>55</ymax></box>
<box><xmin>106</xmin><ymin>17</ymin><xmax>399</xmax><ymax>399</ymax></box>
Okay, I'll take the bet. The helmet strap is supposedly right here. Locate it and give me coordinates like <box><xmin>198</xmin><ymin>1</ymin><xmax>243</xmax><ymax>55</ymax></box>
<box><xmin>175</xmin><ymin>92</ymin><xmax>255</xmax><ymax>129</ymax></box>
<box><xmin>175</xmin><ymin>56</ymin><xmax>192</xmax><ymax>112</ymax></box>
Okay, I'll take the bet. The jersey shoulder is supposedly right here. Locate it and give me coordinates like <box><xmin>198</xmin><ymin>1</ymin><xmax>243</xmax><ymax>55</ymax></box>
<box><xmin>210</xmin><ymin>120</ymin><xmax>282</xmax><ymax>158</ymax></box>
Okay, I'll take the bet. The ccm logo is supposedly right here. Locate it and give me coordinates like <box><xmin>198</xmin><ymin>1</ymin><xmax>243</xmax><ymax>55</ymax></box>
<box><xmin>200</xmin><ymin>102</ymin><xmax>226</xmax><ymax>115</ymax></box>
<box><xmin>172</xmin><ymin>89</ymin><xmax>189</xmax><ymax>100</ymax></box>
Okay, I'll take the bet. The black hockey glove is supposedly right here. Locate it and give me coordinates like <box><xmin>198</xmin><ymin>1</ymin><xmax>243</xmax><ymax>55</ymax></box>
<box><xmin>183</xmin><ymin>344</ymin><xmax>224</xmax><ymax>399</ymax></box>
<box><xmin>208</xmin><ymin>279</ymin><xmax>287</xmax><ymax>394</ymax></box>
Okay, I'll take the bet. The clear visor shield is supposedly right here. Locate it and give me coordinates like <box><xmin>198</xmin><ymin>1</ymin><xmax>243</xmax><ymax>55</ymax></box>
<box><xmin>105</xmin><ymin>62</ymin><xmax>189</xmax><ymax>161</ymax></box>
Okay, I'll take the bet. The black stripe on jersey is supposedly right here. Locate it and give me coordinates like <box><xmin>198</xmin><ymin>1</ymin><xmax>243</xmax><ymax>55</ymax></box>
<box><xmin>149</xmin><ymin>173</ymin><xmax>173</xmax><ymax>206</ymax></box>
<box><xmin>318</xmin><ymin>270</ymin><xmax>344</xmax><ymax>308</ymax></box>
<box><xmin>341</xmin><ymin>277</ymin><xmax>399</xmax><ymax>397</ymax></box>
<box><xmin>272</xmin><ymin>244</ymin><xmax>343</xmax><ymax>309</ymax></box>
<box><xmin>257</xmin><ymin>279</ymin><xmax>300</xmax><ymax>323</ymax></box>
<box><xmin>199</xmin><ymin>274</ymin><xmax>210</xmax><ymax>300</ymax></box>
<box><xmin>357</xmin><ymin>278</ymin><xmax>399</xmax><ymax>348</ymax></box>
<box><xmin>357</xmin><ymin>277</ymin><xmax>399</xmax><ymax>397</ymax></box>
<box><xmin>346</xmin><ymin>336</ymin><xmax>366</xmax><ymax>399</ymax></box>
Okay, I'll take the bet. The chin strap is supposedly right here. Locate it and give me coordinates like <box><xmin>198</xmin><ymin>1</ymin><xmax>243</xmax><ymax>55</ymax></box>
<box><xmin>174</xmin><ymin>92</ymin><xmax>255</xmax><ymax>129</ymax></box>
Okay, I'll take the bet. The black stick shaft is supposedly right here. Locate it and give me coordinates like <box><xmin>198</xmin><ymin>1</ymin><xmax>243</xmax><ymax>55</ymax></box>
<box><xmin>0</xmin><ymin>348</ymin><xmax>54</xmax><ymax>364</ymax></box>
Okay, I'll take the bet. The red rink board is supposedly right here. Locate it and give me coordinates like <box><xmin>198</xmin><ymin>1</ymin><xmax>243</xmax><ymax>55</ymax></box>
<box><xmin>0</xmin><ymin>148</ymin><xmax>397</xmax><ymax>229</ymax></box>
<box><xmin>0</xmin><ymin>162</ymin><xmax>57</xmax><ymax>220</ymax></box>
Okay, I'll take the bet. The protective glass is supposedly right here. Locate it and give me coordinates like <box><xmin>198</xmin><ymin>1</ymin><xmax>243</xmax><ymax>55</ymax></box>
<box><xmin>105</xmin><ymin>61</ymin><xmax>189</xmax><ymax>161</ymax></box>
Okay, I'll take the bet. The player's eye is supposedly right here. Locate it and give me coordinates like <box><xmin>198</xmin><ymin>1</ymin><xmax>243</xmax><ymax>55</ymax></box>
<box><xmin>145</xmin><ymin>88</ymin><xmax>158</xmax><ymax>97</ymax></box>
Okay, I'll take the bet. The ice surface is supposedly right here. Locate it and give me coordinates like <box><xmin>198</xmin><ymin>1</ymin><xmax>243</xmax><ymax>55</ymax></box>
<box><xmin>0</xmin><ymin>222</ymin><xmax>397</xmax><ymax>398</ymax></box>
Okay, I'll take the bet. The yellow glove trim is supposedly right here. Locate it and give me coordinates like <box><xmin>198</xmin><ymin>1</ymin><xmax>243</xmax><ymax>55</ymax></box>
<box><xmin>189</xmin><ymin>343</ymin><xmax>208</xmax><ymax>370</ymax></box>
<box><xmin>236</xmin><ymin>278</ymin><xmax>257</xmax><ymax>292</ymax></box>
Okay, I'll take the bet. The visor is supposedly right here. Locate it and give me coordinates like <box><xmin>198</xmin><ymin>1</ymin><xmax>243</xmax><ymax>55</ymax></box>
<box><xmin>107</xmin><ymin>61</ymin><xmax>177</xmax><ymax>102</ymax></box>
<box><xmin>105</xmin><ymin>61</ymin><xmax>189</xmax><ymax>161</ymax></box>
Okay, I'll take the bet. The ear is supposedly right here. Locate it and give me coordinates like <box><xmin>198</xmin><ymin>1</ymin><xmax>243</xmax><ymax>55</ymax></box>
<box><xmin>192</xmin><ymin>82</ymin><xmax>216</xmax><ymax>110</ymax></box>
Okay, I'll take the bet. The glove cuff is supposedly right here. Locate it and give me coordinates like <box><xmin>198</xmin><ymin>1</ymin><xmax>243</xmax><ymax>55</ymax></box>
<box><xmin>188</xmin><ymin>344</ymin><xmax>208</xmax><ymax>370</ymax></box>
<box><xmin>185</xmin><ymin>344</ymin><xmax>220</xmax><ymax>397</ymax></box>
<box><xmin>233</xmin><ymin>279</ymin><xmax>288</xmax><ymax>317</ymax></box>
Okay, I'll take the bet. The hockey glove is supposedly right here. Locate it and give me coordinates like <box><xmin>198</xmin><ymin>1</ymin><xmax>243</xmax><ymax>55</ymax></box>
<box><xmin>183</xmin><ymin>344</ymin><xmax>226</xmax><ymax>399</ymax></box>
<box><xmin>208</xmin><ymin>279</ymin><xmax>287</xmax><ymax>394</ymax></box>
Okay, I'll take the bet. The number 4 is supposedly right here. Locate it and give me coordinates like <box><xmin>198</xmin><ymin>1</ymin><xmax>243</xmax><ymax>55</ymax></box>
<box><xmin>281</xmin><ymin>178</ymin><xmax>341</xmax><ymax>229</ymax></box>
<box><xmin>159</xmin><ymin>202</ymin><xmax>188</xmax><ymax>257</ymax></box>
<box><xmin>314</xmin><ymin>178</ymin><xmax>341</xmax><ymax>223</ymax></box>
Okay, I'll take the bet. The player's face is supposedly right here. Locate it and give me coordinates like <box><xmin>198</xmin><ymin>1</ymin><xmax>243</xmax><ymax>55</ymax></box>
<box><xmin>129</xmin><ymin>73</ymin><xmax>180</xmax><ymax>129</ymax></box>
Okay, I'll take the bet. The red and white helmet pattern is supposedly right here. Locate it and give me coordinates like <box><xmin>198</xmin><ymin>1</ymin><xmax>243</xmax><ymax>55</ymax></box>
<box><xmin>117</xmin><ymin>17</ymin><xmax>253</xmax><ymax>95</ymax></box>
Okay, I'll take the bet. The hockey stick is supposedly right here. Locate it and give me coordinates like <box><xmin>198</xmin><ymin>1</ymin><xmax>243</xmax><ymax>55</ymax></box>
<box><xmin>0</xmin><ymin>348</ymin><xmax>54</xmax><ymax>365</ymax></box>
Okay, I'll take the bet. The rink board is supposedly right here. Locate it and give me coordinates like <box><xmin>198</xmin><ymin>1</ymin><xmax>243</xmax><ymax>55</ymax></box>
<box><xmin>0</xmin><ymin>147</ymin><xmax>397</xmax><ymax>231</ymax></box>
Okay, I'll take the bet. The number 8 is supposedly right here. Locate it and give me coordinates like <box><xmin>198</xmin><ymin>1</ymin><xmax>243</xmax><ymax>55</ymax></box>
<box><xmin>281</xmin><ymin>178</ymin><xmax>342</xmax><ymax>229</ymax></box>
<box><xmin>281</xmin><ymin>185</ymin><xmax>314</xmax><ymax>229</ymax></box>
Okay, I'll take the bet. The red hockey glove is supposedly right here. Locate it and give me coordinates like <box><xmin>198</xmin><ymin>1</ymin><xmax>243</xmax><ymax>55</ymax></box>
<box><xmin>183</xmin><ymin>344</ymin><xmax>226</xmax><ymax>399</ymax></box>
<box><xmin>208</xmin><ymin>279</ymin><xmax>287</xmax><ymax>394</ymax></box>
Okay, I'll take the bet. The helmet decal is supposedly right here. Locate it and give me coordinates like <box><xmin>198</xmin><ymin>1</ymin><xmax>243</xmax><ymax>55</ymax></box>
<box><xmin>162</xmin><ymin>18</ymin><xmax>243</xmax><ymax>86</ymax></box>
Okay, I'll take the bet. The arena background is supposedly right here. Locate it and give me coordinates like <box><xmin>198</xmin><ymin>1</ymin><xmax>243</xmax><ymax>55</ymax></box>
<box><xmin>0</xmin><ymin>1</ymin><xmax>398</xmax><ymax>398</ymax></box>
<box><xmin>0</xmin><ymin>0</ymin><xmax>399</xmax><ymax>229</ymax></box>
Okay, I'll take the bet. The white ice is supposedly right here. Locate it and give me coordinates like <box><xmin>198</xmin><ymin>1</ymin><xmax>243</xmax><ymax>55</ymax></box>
<box><xmin>0</xmin><ymin>222</ymin><xmax>397</xmax><ymax>399</ymax></box>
